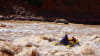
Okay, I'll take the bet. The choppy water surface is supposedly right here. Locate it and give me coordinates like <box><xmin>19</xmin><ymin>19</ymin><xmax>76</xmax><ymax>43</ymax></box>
<box><xmin>0</xmin><ymin>20</ymin><xmax>100</xmax><ymax>56</ymax></box>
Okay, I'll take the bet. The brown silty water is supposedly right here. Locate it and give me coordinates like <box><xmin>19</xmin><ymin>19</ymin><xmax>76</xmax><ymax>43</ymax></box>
<box><xmin>0</xmin><ymin>20</ymin><xmax>100</xmax><ymax>56</ymax></box>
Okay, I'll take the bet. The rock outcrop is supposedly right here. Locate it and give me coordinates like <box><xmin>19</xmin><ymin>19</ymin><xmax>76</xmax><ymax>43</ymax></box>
<box><xmin>0</xmin><ymin>0</ymin><xmax>100</xmax><ymax>23</ymax></box>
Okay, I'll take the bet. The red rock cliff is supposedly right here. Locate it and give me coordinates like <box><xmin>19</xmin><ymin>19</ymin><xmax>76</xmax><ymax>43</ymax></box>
<box><xmin>0</xmin><ymin>0</ymin><xmax>100</xmax><ymax>23</ymax></box>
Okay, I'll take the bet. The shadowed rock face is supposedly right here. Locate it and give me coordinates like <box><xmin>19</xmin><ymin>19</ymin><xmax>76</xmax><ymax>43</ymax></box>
<box><xmin>40</xmin><ymin>0</ymin><xmax>100</xmax><ymax>17</ymax></box>
<box><xmin>0</xmin><ymin>0</ymin><xmax>100</xmax><ymax>23</ymax></box>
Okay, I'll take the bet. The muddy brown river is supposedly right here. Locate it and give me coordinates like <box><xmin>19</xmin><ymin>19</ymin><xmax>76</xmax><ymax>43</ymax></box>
<box><xmin>0</xmin><ymin>20</ymin><xmax>100</xmax><ymax>56</ymax></box>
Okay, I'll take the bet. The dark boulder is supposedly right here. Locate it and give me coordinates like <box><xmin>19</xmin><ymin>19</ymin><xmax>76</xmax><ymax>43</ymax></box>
<box><xmin>54</xmin><ymin>19</ymin><xmax>69</xmax><ymax>24</ymax></box>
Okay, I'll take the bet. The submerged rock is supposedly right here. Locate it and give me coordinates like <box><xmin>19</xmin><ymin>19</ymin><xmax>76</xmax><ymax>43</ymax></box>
<box><xmin>0</xmin><ymin>24</ymin><xmax>6</xmax><ymax>27</ymax></box>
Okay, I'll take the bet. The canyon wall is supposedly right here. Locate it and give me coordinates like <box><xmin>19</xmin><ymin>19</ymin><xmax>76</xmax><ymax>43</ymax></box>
<box><xmin>0</xmin><ymin>0</ymin><xmax>100</xmax><ymax>23</ymax></box>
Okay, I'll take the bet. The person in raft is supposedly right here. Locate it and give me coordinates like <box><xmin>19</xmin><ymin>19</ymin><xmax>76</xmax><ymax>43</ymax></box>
<box><xmin>53</xmin><ymin>34</ymin><xmax>79</xmax><ymax>47</ymax></box>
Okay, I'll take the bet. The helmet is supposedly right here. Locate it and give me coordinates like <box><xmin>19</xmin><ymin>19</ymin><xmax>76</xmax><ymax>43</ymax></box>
<box><xmin>72</xmin><ymin>37</ymin><xmax>74</xmax><ymax>39</ymax></box>
<box><xmin>64</xmin><ymin>34</ymin><xmax>68</xmax><ymax>40</ymax></box>
<box><xmin>65</xmin><ymin>34</ymin><xmax>68</xmax><ymax>37</ymax></box>
<box><xmin>72</xmin><ymin>37</ymin><xmax>76</xmax><ymax>40</ymax></box>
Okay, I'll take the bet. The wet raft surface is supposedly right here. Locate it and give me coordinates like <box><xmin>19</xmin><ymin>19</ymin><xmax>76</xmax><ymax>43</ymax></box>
<box><xmin>0</xmin><ymin>20</ymin><xmax>100</xmax><ymax>56</ymax></box>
